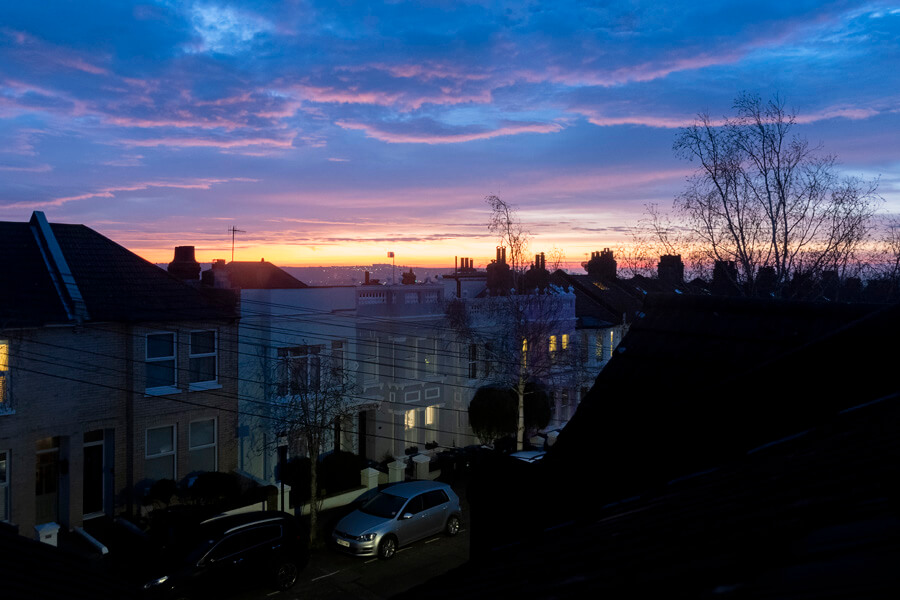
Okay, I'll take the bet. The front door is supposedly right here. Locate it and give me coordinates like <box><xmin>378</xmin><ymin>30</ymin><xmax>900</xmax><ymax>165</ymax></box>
<box><xmin>83</xmin><ymin>430</ymin><xmax>105</xmax><ymax>517</ymax></box>
<box><xmin>35</xmin><ymin>437</ymin><xmax>59</xmax><ymax>524</ymax></box>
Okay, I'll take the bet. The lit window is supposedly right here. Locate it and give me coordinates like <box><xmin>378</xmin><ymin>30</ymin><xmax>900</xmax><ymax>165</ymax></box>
<box><xmin>426</xmin><ymin>405</ymin><xmax>437</xmax><ymax>428</ymax></box>
<box><xmin>561</xmin><ymin>334</ymin><xmax>569</xmax><ymax>351</ymax></box>
<box><xmin>609</xmin><ymin>331</ymin><xmax>615</xmax><ymax>359</ymax></box>
<box><xmin>0</xmin><ymin>340</ymin><xmax>8</xmax><ymax>410</ymax></box>
<box><xmin>146</xmin><ymin>333</ymin><xmax>176</xmax><ymax>391</ymax></box>
<box><xmin>189</xmin><ymin>419</ymin><xmax>217</xmax><ymax>473</ymax></box>
<box><xmin>549</xmin><ymin>335</ymin><xmax>557</xmax><ymax>353</ymax></box>
<box><xmin>405</xmin><ymin>409</ymin><xmax>416</xmax><ymax>430</ymax></box>
<box><xmin>146</xmin><ymin>425</ymin><xmax>176</xmax><ymax>481</ymax></box>
<box><xmin>595</xmin><ymin>333</ymin><xmax>603</xmax><ymax>359</ymax></box>
<box><xmin>189</xmin><ymin>330</ymin><xmax>217</xmax><ymax>387</ymax></box>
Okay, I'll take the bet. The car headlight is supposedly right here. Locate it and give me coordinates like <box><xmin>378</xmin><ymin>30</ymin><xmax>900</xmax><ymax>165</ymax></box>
<box><xmin>359</xmin><ymin>533</ymin><xmax>377</xmax><ymax>541</ymax></box>
<box><xmin>143</xmin><ymin>575</ymin><xmax>169</xmax><ymax>589</ymax></box>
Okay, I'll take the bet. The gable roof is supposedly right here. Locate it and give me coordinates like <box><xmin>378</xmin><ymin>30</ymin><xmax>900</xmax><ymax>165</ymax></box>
<box><xmin>1</xmin><ymin>212</ymin><xmax>237</xmax><ymax>328</ymax></box>
<box><xmin>216</xmin><ymin>261</ymin><xmax>308</xmax><ymax>289</ymax></box>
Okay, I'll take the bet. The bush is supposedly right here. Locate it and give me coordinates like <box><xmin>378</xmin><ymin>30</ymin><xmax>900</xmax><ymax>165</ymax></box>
<box><xmin>319</xmin><ymin>451</ymin><xmax>362</xmax><ymax>495</ymax></box>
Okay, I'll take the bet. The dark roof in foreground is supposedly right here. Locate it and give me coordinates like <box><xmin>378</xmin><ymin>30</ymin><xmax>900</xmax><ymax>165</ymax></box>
<box><xmin>402</xmin><ymin>297</ymin><xmax>900</xmax><ymax>599</ymax></box>
<box><xmin>401</xmin><ymin>392</ymin><xmax>900</xmax><ymax>598</ymax></box>
<box><xmin>1</xmin><ymin>213</ymin><xmax>237</xmax><ymax>328</ymax></box>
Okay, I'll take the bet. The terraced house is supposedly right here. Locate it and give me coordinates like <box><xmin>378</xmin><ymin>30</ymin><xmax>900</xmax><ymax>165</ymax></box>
<box><xmin>0</xmin><ymin>212</ymin><xmax>239</xmax><ymax>539</ymax></box>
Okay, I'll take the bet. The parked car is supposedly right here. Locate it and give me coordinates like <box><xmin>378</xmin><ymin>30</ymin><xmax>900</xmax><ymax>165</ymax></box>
<box><xmin>510</xmin><ymin>450</ymin><xmax>546</xmax><ymax>463</ymax></box>
<box><xmin>141</xmin><ymin>511</ymin><xmax>308</xmax><ymax>599</ymax></box>
<box><xmin>332</xmin><ymin>480</ymin><xmax>462</xmax><ymax>559</ymax></box>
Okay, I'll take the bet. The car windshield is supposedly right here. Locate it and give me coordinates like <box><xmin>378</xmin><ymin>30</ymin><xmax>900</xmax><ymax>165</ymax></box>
<box><xmin>359</xmin><ymin>491</ymin><xmax>407</xmax><ymax>519</ymax></box>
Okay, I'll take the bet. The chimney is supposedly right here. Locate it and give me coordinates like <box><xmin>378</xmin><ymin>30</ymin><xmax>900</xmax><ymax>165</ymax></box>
<box><xmin>585</xmin><ymin>248</ymin><xmax>616</xmax><ymax>280</ymax></box>
<box><xmin>168</xmin><ymin>246</ymin><xmax>201</xmax><ymax>281</ymax></box>
<box><xmin>712</xmin><ymin>260</ymin><xmax>739</xmax><ymax>296</ymax></box>
<box><xmin>201</xmin><ymin>259</ymin><xmax>231</xmax><ymax>288</ymax></box>
<box><xmin>657</xmin><ymin>254</ymin><xmax>684</xmax><ymax>285</ymax></box>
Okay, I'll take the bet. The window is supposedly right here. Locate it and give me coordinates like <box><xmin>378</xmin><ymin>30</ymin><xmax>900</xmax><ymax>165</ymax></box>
<box><xmin>423</xmin><ymin>339</ymin><xmax>437</xmax><ymax>376</ymax></box>
<box><xmin>146</xmin><ymin>425</ymin><xmax>176</xmax><ymax>481</ymax></box>
<box><xmin>146</xmin><ymin>333</ymin><xmax>176</xmax><ymax>392</ymax></box>
<box><xmin>594</xmin><ymin>332</ymin><xmax>604</xmax><ymax>360</ymax></box>
<box><xmin>549</xmin><ymin>335</ymin><xmax>558</xmax><ymax>353</ymax></box>
<box><xmin>405</xmin><ymin>409</ymin><xmax>417</xmax><ymax>445</ymax></box>
<box><xmin>468</xmin><ymin>344</ymin><xmax>478</xmax><ymax>379</ymax></box>
<box><xmin>609</xmin><ymin>331</ymin><xmax>615</xmax><ymax>359</ymax></box>
<box><xmin>189</xmin><ymin>330</ymin><xmax>217</xmax><ymax>387</ymax></box>
<box><xmin>0</xmin><ymin>340</ymin><xmax>9</xmax><ymax>412</ymax></box>
<box><xmin>0</xmin><ymin>450</ymin><xmax>9</xmax><ymax>522</ymax></box>
<box><xmin>189</xmin><ymin>419</ymin><xmax>217</xmax><ymax>473</ymax></box>
<box><xmin>561</xmin><ymin>334</ymin><xmax>569</xmax><ymax>351</ymax></box>
<box><xmin>331</xmin><ymin>341</ymin><xmax>345</xmax><ymax>377</ymax></box>
<box><xmin>277</xmin><ymin>345</ymin><xmax>322</xmax><ymax>395</ymax></box>
<box><xmin>425</xmin><ymin>405</ymin><xmax>437</xmax><ymax>429</ymax></box>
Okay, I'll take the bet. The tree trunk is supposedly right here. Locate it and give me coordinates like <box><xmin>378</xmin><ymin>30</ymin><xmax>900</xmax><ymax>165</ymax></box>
<box><xmin>308</xmin><ymin>447</ymin><xmax>319</xmax><ymax>546</ymax></box>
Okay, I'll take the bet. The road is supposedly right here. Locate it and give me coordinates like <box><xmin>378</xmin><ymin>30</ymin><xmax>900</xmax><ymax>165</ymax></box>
<box><xmin>232</xmin><ymin>522</ymin><xmax>470</xmax><ymax>600</ymax></box>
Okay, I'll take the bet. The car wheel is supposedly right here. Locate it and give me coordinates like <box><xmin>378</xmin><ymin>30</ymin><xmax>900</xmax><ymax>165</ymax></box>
<box><xmin>445</xmin><ymin>515</ymin><xmax>460</xmax><ymax>536</ymax></box>
<box><xmin>274</xmin><ymin>560</ymin><xmax>299</xmax><ymax>591</ymax></box>
<box><xmin>377</xmin><ymin>535</ymin><xmax>397</xmax><ymax>560</ymax></box>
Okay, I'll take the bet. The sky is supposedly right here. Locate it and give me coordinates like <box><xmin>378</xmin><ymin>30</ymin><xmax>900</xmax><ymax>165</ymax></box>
<box><xmin>1</xmin><ymin>1</ymin><xmax>898</xmax><ymax>269</ymax></box>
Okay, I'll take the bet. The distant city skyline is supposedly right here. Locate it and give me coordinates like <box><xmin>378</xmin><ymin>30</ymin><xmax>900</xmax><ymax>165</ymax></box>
<box><xmin>1</xmin><ymin>1</ymin><xmax>898</xmax><ymax>267</ymax></box>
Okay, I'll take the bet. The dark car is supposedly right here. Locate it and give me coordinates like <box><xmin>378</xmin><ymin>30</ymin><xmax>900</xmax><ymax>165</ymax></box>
<box><xmin>142</xmin><ymin>511</ymin><xmax>307</xmax><ymax>599</ymax></box>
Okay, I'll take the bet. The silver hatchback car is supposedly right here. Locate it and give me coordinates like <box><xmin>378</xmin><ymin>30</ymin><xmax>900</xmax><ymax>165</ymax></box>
<box><xmin>332</xmin><ymin>481</ymin><xmax>462</xmax><ymax>559</ymax></box>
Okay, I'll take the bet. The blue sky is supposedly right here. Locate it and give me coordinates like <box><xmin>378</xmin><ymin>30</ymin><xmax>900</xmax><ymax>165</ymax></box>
<box><xmin>1</xmin><ymin>1</ymin><xmax>898</xmax><ymax>267</ymax></box>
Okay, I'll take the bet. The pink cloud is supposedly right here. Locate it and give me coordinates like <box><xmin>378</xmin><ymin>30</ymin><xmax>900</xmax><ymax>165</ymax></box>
<box><xmin>795</xmin><ymin>106</ymin><xmax>880</xmax><ymax>123</ymax></box>
<box><xmin>335</xmin><ymin>120</ymin><xmax>563</xmax><ymax>144</ymax></box>
<box><xmin>6</xmin><ymin>177</ymin><xmax>258</xmax><ymax>209</ymax></box>
<box><xmin>57</xmin><ymin>56</ymin><xmax>108</xmax><ymax>75</ymax></box>
<box><xmin>0</xmin><ymin>163</ymin><xmax>52</xmax><ymax>172</ymax></box>
<box><xmin>120</xmin><ymin>135</ymin><xmax>295</xmax><ymax>149</ymax></box>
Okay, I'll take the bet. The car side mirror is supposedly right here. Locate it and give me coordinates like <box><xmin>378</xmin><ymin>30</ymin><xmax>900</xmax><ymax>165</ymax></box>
<box><xmin>400</xmin><ymin>512</ymin><xmax>414</xmax><ymax>520</ymax></box>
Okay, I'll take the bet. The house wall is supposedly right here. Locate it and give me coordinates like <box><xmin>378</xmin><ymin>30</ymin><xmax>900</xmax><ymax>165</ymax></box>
<box><xmin>0</xmin><ymin>317</ymin><xmax>239</xmax><ymax>536</ymax></box>
<box><xmin>236</xmin><ymin>287</ymin><xmax>359</xmax><ymax>485</ymax></box>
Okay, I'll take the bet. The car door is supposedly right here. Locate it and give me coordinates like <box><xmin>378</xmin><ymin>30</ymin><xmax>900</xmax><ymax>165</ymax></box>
<box><xmin>200</xmin><ymin>525</ymin><xmax>281</xmax><ymax>592</ymax></box>
<box><xmin>395</xmin><ymin>494</ymin><xmax>429</xmax><ymax>545</ymax></box>
<box><xmin>419</xmin><ymin>489</ymin><xmax>450</xmax><ymax>536</ymax></box>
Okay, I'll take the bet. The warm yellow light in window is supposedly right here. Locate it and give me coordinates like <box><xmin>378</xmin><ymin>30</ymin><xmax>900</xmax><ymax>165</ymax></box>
<box><xmin>561</xmin><ymin>334</ymin><xmax>569</xmax><ymax>350</ymax></box>
<box><xmin>405</xmin><ymin>409</ymin><xmax>416</xmax><ymax>430</ymax></box>
<box><xmin>0</xmin><ymin>341</ymin><xmax>7</xmax><ymax>371</ymax></box>
<box><xmin>549</xmin><ymin>335</ymin><xmax>557</xmax><ymax>352</ymax></box>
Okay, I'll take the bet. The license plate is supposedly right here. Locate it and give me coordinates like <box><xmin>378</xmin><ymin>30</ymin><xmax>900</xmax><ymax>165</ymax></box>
<box><xmin>337</xmin><ymin>539</ymin><xmax>350</xmax><ymax>547</ymax></box>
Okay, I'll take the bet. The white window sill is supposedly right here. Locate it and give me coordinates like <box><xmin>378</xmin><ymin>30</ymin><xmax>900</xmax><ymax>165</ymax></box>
<box><xmin>188</xmin><ymin>381</ymin><xmax>221</xmax><ymax>392</ymax></box>
<box><xmin>145</xmin><ymin>385</ymin><xmax>180</xmax><ymax>397</ymax></box>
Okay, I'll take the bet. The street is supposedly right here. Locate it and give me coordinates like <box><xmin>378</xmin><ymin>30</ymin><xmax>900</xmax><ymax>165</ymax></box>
<box><xmin>231</xmin><ymin>521</ymin><xmax>470</xmax><ymax>600</ymax></box>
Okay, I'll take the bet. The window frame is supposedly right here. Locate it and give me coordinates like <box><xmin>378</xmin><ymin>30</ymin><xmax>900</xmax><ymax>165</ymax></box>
<box><xmin>145</xmin><ymin>332</ymin><xmax>178</xmax><ymax>395</ymax></box>
<box><xmin>0</xmin><ymin>340</ymin><xmax>10</xmax><ymax>414</ymax></box>
<box><xmin>188</xmin><ymin>418</ymin><xmax>218</xmax><ymax>473</ymax></box>
<box><xmin>145</xmin><ymin>424</ymin><xmax>177</xmax><ymax>482</ymax></box>
<box><xmin>188</xmin><ymin>329</ymin><xmax>219</xmax><ymax>391</ymax></box>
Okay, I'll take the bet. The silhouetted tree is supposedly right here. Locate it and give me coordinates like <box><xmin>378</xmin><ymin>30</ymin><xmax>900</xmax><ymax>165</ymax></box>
<box><xmin>659</xmin><ymin>93</ymin><xmax>880</xmax><ymax>297</ymax></box>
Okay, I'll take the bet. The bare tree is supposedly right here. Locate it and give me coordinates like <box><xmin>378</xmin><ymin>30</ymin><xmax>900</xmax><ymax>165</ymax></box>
<box><xmin>670</xmin><ymin>93</ymin><xmax>880</xmax><ymax>297</ymax></box>
<box><xmin>271</xmin><ymin>344</ymin><xmax>357</xmax><ymax>545</ymax></box>
<box><xmin>448</xmin><ymin>196</ymin><xmax>579</xmax><ymax>451</ymax></box>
